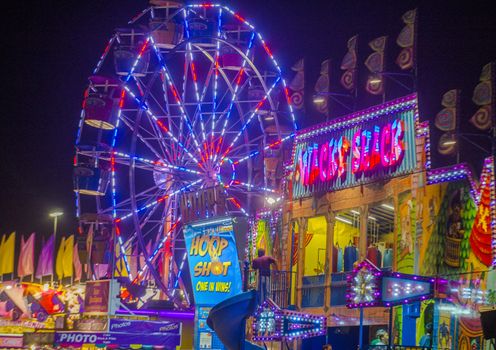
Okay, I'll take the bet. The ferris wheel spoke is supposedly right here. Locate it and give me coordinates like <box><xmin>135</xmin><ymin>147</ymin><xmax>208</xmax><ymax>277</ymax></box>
<box><xmin>182</xmin><ymin>10</ymin><xmax>211</xmax><ymax>161</ymax></box>
<box><xmin>149</xmin><ymin>40</ymin><xmax>204</xmax><ymax>160</ymax></box>
<box><xmin>119</xmin><ymin>112</ymin><xmax>166</xmax><ymax>161</ymax></box>
<box><xmin>112</xmin><ymin>151</ymin><xmax>201</xmax><ymax>176</ymax></box>
<box><xmin>122</xmin><ymin>196</ymin><xmax>174</xmax><ymax>256</ymax></box>
<box><xmin>204</xmin><ymin>7</ymin><xmax>223</xmax><ymax>161</ymax></box>
<box><xmin>232</xmin><ymin>132</ymin><xmax>295</xmax><ymax>166</ymax></box>
<box><xmin>225</xmin><ymin>180</ymin><xmax>279</xmax><ymax>194</ymax></box>
<box><xmin>106</xmin><ymin>186</ymin><xmax>165</xmax><ymax>217</ymax></box>
<box><xmin>211</xmin><ymin>33</ymin><xmax>256</xmax><ymax>162</ymax></box>
<box><xmin>123</xmin><ymin>85</ymin><xmax>202</xmax><ymax>166</ymax></box>
<box><xmin>116</xmin><ymin>178</ymin><xmax>201</xmax><ymax>223</ymax></box>
<box><xmin>218</xmin><ymin>76</ymin><xmax>281</xmax><ymax>162</ymax></box>
<box><xmin>133</xmin><ymin>218</ymin><xmax>181</xmax><ymax>283</ymax></box>
<box><xmin>226</xmin><ymin>194</ymin><xmax>249</xmax><ymax>217</ymax></box>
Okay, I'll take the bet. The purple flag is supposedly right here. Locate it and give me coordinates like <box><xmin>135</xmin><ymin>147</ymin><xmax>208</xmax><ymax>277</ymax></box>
<box><xmin>35</xmin><ymin>235</ymin><xmax>54</xmax><ymax>278</ymax></box>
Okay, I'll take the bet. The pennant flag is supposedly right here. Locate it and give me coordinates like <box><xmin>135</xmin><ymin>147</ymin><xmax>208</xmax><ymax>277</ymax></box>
<box><xmin>56</xmin><ymin>236</ymin><xmax>66</xmax><ymax>280</ymax></box>
<box><xmin>0</xmin><ymin>232</ymin><xmax>16</xmax><ymax>275</ymax></box>
<box><xmin>470</xmin><ymin>160</ymin><xmax>494</xmax><ymax>266</ymax></box>
<box><xmin>288</xmin><ymin>58</ymin><xmax>305</xmax><ymax>110</ymax></box>
<box><xmin>435</xmin><ymin>89</ymin><xmax>459</xmax><ymax>131</ymax></box>
<box><xmin>85</xmin><ymin>224</ymin><xmax>94</xmax><ymax>274</ymax></box>
<box><xmin>63</xmin><ymin>235</ymin><xmax>74</xmax><ymax>278</ymax></box>
<box><xmin>35</xmin><ymin>235</ymin><xmax>55</xmax><ymax>278</ymax></box>
<box><xmin>340</xmin><ymin>35</ymin><xmax>358</xmax><ymax>91</ymax></box>
<box><xmin>314</xmin><ymin>59</ymin><xmax>330</xmax><ymax>115</ymax></box>
<box><xmin>365</xmin><ymin>36</ymin><xmax>387</xmax><ymax>95</ymax></box>
<box><xmin>114</xmin><ymin>239</ymin><xmax>132</xmax><ymax>278</ymax></box>
<box><xmin>73</xmin><ymin>242</ymin><xmax>82</xmax><ymax>281</ymax></box>
<box><xmin>18</xmin><ymin>233</ymin><xmax>35</xmax><ymax>277</ymax></box>
<box><xmin>396</xmin><ymin>9</ymin><xmax>417</xmax><ymax>70</ymax></box>
<box><xmin>130</xmin><ymin>245</ymin><xmax>138</xmax><ymax>280</ymax></box>
<box><xmin>470</xmin><ymin>62</ymin><xmax>493</xmax><ymax>130</ymax></box>
<box><xmin>0</xmin><ymin>234</ymin><xmax>6</xmax><ymax>275</ymax></box>
<box><xmin>470</xmin><ymin>105</ymin><xmax>492</xmax><ymax>131</ymax></box>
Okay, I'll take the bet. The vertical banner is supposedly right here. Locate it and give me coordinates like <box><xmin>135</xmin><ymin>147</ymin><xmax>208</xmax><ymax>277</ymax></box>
<box><xmin>83</xmin><ymin>280</ymin><xmax>110</xmax><ymax>314</ymax></box>
<box><xmin>184</xmin><ymin>217</ymin><xmax>243</xmax><ymax>305</ymax></box>
<box><xmin>184</xmin><ymin>217</ymin><xmax>243</xmax><ymax>350</ymax></box>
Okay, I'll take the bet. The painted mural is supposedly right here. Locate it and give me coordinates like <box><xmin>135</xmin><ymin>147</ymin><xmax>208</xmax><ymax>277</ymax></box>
<box><xmin>414</xmin><ymin>176</ymin><xmax>496</xmax><ymax>350</ymax></box>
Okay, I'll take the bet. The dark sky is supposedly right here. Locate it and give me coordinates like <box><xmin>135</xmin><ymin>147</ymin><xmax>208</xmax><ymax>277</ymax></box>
<box><xmin>1</xmin><ymin>0</ymin><xmax>495</xmax><ymax>237</ymax></box>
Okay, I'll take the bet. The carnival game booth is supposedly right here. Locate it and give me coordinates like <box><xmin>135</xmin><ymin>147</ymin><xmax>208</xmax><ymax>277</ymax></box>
<box><xmin>285</xmin><ymin>94</ymin><xmax>496</xmax><ymax>349</ymax></box>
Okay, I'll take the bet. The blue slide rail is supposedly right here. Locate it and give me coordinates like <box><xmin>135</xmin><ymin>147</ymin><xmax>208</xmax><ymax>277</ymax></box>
<box><xmin>207</xmin><ymin>290</ymin><xmax>264</xmax><ymax>350</ymax></box>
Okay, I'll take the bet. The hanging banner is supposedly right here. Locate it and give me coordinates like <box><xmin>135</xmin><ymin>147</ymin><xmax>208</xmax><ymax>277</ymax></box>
<box><xmin>83</xmin><ymin>280</ymin><xmax>109</xmax><ymax>314</ymax></box>
<box><xmin>183</xmin><ymin>217</ymin><xmax>243</xmax><ymax>306</ymax></box>
<box><xmin>292</xmin><ymin>94</ymin><xmax>419</xmax><ymax>198</ymax></box>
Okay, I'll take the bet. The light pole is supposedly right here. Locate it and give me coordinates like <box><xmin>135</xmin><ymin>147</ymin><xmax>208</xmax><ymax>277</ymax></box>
<box><xmin>49</xmin><ymin>210</ymin><xmax>63</xmax><ymax>236</ymax></box>
<box><xmin>49</xmin><ymin>210</ymin><xmax>63</xmax><ymax>283</ymax></box>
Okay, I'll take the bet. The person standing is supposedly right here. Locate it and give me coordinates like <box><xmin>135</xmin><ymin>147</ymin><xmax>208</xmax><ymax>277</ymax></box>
<box><xmin>252</xmin><ymin>248</ymin><xmax>277</xmax><ymax>301</ymax></box>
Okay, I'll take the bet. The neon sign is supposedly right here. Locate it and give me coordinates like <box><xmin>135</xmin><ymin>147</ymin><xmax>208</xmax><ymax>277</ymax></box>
<box><xmin>292</xmin><ymin>94</ymin><xmax>419</xmax><ymax>198</ymax></box>
<box><xmin>252</xmin><ymin>299</ymin><xmax>326</xmax><ymax>342</ymax></box>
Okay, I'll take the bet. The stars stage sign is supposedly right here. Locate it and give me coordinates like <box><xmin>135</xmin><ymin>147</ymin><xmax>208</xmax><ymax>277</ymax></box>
<box><xmin>184</xmin><ymin>217</ymin><xmax>242</xmax><ymax>306</ymax></box>
<box><xmin>292</xmin><ymin>94</ymin><xmax>420</xmax><ymax>198</ymax></box>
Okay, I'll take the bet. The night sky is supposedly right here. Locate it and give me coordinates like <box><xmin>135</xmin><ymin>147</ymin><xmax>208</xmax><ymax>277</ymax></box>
<box><xmin>1</xmin><ymin>0</ymin><xmax>495</xmax><ymax>237</ymax></box>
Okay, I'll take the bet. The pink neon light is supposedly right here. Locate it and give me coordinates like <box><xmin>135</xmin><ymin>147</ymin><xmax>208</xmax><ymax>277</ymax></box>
<box><xmin>297</xmin><ymin>121</ymin><xmax>406</xmax><ymax>186</ymax></box>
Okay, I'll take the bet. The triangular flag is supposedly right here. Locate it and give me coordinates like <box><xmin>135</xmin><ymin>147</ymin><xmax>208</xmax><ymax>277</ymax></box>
<box><xmin>63</xmin><ymin>235</ymin><xmax>74</xmax><ymax>278</ymax></box>
<box><xmin>18</xmin><ymin>233</ymin><xmax>35</xmax><ymax>277</ymax></box>
<box><xmin>0</xmin><ymin>234</ymin><xmax>6</xmax><ymax>275</ymax></box>
<box><xmin>130</xmin><ymin>245</ymin><xmax>138</xmax><ymax>280</ymax></box>
<box><xmin>435</xmin><ymin>90</ymin><xmax>459</xmax><ymax>132</ymax></box>
<box><xmin>470</xmin><ymin>105</ymin><xmax>492</xmax><ymax>131</ymax></box>
<box><xmin>340</xmin><ymin>35</ymin><xmax>358</xmax><ymax>91</ymax></box>
<box><xmin>1</xmin><ymin>232</ymin><xmax>16</xmax><ymax>276</ymax></box>
<box><xmin>35</xmin><ymin>235</ymin><xmax>54</xmax><ymax>278</ymax></box>
<box><xmin>396</xmin><ymin>9</ymin><xmax>417</xmax><ymax>70</ymax></box>
<box><xmin>73</xmin><ymin>242</ymin><xmax>82</xmax><ymax>281</ymax></box>
<box><xmin>314</xmin><ymin>59</ymin><xmax>330</xmax><ymax>115</ymax></box>
<box><xmin>56</xmin><ymin>236</ymin><xmax>66</xmax><ymax>280</ymax></box>
<box><xmin>114</xmin><ymin>239</ymin><xmax>130</xmax><ymax>278</ymax></box>
<box><xmin>85</xmin><ymin>224</ymin><xmax>94</xmax><ymax>275</ymax></box>
<box><xmin>288</xmin><ymin>58</ymin><xmax>305</xmax><ymax>110</ymax></box>
<box><xmin>470</xmin><ymin>62</ymin><xmax>493</xmax><ymax>130</ymax></box>
<box><xmin>365</xmin><ymin>36</ymin><xmax>387</xmax><ymax>95</ymax></box>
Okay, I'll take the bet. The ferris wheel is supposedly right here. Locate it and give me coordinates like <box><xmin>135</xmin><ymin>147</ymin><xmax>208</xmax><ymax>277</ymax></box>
<box><xmin>73</xmin><ymin>1</ymin><xmax>297</xmax><ymax>307</ymax></box>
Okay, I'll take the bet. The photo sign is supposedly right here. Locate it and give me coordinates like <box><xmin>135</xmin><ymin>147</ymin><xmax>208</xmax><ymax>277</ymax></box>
<box><xmin>292</xmin><ymin>94</ymin><xmax>419</xmax><ymax>198</ymax></box>
<box><xmin>184</xmin><ymin>217</ymin><xmax>243</xmax><ymax>306</ymax></box>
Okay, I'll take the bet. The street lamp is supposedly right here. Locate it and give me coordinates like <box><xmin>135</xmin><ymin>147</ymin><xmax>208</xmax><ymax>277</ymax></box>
<box><xmin>49</xmin><ymin>210</ymin><xmax>63</xmax><ymax>283</ymax></box>
<box><xmin>49</xmin><ymin>210</ymin><xmax>64</xmax><ymax>236</ymax></box>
